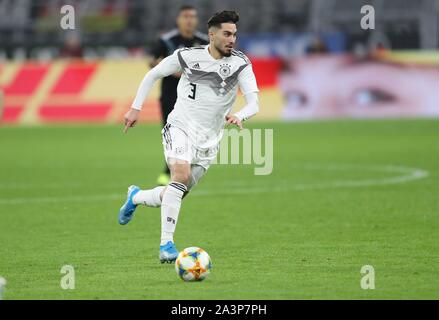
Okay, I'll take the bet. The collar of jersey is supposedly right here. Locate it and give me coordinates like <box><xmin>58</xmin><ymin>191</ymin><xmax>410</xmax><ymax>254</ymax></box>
<box><xmin>205</xmin><ymin>45</ymin><xmax>228</xmax><ymax>61</ymax></box>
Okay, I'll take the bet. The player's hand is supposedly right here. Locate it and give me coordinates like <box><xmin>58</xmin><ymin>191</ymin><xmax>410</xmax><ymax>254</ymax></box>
<box><xmin>123</xmin><ymin>108</ymin><xmax>140</xmax><ymax>133</ymax></box>
<box><xmin>225</xmin><ymin>115</ymin><xmax>243</xmax><ymax>130</ymax></box>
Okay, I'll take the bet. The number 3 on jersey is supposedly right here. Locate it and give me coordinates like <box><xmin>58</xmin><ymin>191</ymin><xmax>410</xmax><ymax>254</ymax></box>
<box><xmin>188</xmin><ymin>83</ymin><xmax>197</xmax><ymax>100</ymax></box>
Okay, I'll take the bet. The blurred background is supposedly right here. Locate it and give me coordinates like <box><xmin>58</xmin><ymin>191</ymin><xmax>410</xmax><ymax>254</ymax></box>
<box><xmin>1</xmin><ymin>0</ymin><xmax>439</xmax><ymax>125</ymax></box>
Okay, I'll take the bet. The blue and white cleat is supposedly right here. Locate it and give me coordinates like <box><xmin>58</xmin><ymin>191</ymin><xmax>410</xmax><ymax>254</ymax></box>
<box><xmin>159</xmin><ymin>241</ymin><xmax>179</xmax><ymax>263</ymax></box>
<box><xmin>118</xmin><ymin>185</ymin><xmax>140</xmax><ymax>225</ymax></box>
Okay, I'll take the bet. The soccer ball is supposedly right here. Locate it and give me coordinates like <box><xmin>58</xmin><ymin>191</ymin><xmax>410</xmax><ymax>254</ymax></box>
<box><xmin>175</xmin><ymin>247</ymin><xmax>212</xmax><ymax>281</ymax></box>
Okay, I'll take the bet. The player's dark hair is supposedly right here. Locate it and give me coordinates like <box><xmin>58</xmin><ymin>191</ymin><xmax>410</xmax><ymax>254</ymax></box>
<box><xmin>207</xmin><ymin>10</ymin><xmax>239</xmax><ymax>29</ymax></box>
<box><xmin>178</xmin><ymin>5</ymin><xmax>196</xmax><ymax>13</ymax></box>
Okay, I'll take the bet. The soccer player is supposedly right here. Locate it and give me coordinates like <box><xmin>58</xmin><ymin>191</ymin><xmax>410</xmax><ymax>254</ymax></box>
<box><xmin>150</xmin><ymin>5</ymin><xmax>209</xmax><ymax>186</ymax></box>
<box><xmin>119</xmin><ymin>11</ymin><xmax>259</xmax><ymax>263</ymax></box>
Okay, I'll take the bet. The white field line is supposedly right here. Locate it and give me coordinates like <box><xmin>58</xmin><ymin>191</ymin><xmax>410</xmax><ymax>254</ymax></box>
<box><xmin>0</xmin><ymin>164</ymin><xmax>430</xmax><ymax>205</ymax></box>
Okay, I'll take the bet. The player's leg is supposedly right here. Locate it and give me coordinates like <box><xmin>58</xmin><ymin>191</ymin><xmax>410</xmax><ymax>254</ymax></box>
<box><xmin>159</xmin><ymin>124</ymin><xmax>193</xmax><ymax>262</ymax></box>
<box><xmin>121</xmin><ymin>163</ymin><xmax>203</xmax><ymax>226</ymax></box>
<box><xmin>184</xmin><ymin>164</ymin><xmax>207</xmax><ymax>196</ymax></box>
<box><xmin>161</xmin><ymin>158</ymin><xmax>191</xmax><ymax>244</ymax></box>
<box><xmin>132</xmin><ymin>186</ymin><xmax>164</xmax><ymax>207</ymax></box>
<box><xmin>159</xmin><ymin>158</ymin><xmax>190</xmax><ymax>258</ymax></box>
<box><xmin>119</xmin><ymin>142</ymin><xmax>213</xmax><ymax>226</ymax></box>
<box><xmin>157</xmin><ymin>98</ymin><xmax>175</xmax><ymax>186</ymax></box>
<box><xmin>118</xmin><ymin>185</ymin><xmax>141</xmax><ymax>225</ymax></box>
<box><xmin>118</xmin><ymin>184</ymin><xmax>165</xmax><ymax>225</ymax></box>
<box><xmin>182</xmin><ymin>144</ymin><xmax>218</xmax><ymax>196</ymax></box>
<box><xmin>118</xmin><ymin>123</ymin><xmax>187</xmax><ymax>226</ymax></box>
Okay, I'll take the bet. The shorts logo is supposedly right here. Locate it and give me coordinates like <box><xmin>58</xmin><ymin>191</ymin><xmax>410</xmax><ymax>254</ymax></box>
<box><xmin>219</xmin><ymin>64</ymin><xmax>231</xmax><ymax>77</ymax></box>
<box><xmin>175</xmin><ymin>146</ymin><xmax>185</xmax><ymax>155</ymax></box>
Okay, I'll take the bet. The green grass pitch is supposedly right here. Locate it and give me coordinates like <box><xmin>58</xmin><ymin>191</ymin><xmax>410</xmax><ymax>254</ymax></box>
<box><xmin>0</xmin><ymin>119</ymin><xmax>438</xmax><ymax>299</ymax></box>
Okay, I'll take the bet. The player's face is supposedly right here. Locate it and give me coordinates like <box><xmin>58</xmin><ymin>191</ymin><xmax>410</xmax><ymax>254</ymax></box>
<box><xmin>213</xmin><ymin>23</ymin><xmax>237</xmax><ymax>57</ymax></box>
<box><xmin>176</xmin><ymin>9</ymin><xmax>198</xmax><ymax>34</ymax></box>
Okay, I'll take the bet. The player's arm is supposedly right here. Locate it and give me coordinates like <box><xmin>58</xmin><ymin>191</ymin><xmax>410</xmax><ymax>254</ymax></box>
<box><xmin>226</xmin><ymin>64</ymin><xmax>260</xmax><ymax>129</ymax></box>
<box><xmin>150</xmin><ymin>55</ymin><xmax>182</xmax><ymax>79</ymax></box>
<box><xmin>149</xmin><ymin>40</ymin><xmax>182</xmax><ymax>78</ymax></box>
<box><xmin>124</xmin><ymin>50</ymin><xmax>182</xmax><ymax>133</ymax></box>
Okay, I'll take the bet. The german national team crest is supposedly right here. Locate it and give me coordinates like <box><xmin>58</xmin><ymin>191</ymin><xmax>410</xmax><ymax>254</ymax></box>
<box><xmin>219</xmin><ymin>64</ymin><xmax>231</xmax><ymax>77</ymax></box>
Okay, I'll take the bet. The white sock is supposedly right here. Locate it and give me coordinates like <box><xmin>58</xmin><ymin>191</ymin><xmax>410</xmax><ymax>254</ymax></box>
<box><xmin>160</xmin><ymin>181</ymin><xmax>187</xmax><ymax>245</ymax></box>
<box><xmin>132</xmin><ymin>186</ymin><xmax>165</xmax><ymax>207</ymax></box>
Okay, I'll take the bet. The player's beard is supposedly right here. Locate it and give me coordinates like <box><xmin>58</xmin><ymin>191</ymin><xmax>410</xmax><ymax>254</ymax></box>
<box><xmin>215</xmin><ymin>43</ymin><xmax>232</xmax><ymax>57</ymax></box>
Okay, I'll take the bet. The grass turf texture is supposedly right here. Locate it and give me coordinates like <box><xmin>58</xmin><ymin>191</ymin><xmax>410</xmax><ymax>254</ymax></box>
<box><xmin>0</xmin><ymin>119</ymin><xmax>438</xmax><ymax>299</ymax></box>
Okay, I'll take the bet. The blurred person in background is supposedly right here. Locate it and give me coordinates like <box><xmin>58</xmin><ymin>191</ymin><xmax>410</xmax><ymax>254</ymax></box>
<box><xmin>60</xmin><ymin>32</ymin><xmax>84</xmax><ymax>59</ymax></box>
<box><xmin>306</xmin><ymin>35</ymin><xmax>328</xmax><ymax>55</ymax></box>
<box><xmin>150</xmin><ymin>5</ymin><xmax>209</xmax><ymax>186</ymax></box>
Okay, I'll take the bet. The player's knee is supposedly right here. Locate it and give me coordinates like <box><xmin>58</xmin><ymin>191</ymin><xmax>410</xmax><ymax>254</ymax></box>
<box><xmin>171</xmin><ymin>170</ymin><xmax>191</xmax><ymax>186</ymax></box>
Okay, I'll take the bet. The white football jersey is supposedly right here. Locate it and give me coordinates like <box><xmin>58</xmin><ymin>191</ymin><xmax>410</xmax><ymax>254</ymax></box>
<box><xmin>164</xmin><ymin>45</ymin><xmax>259</xmax><ymax>149</ymax></box>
